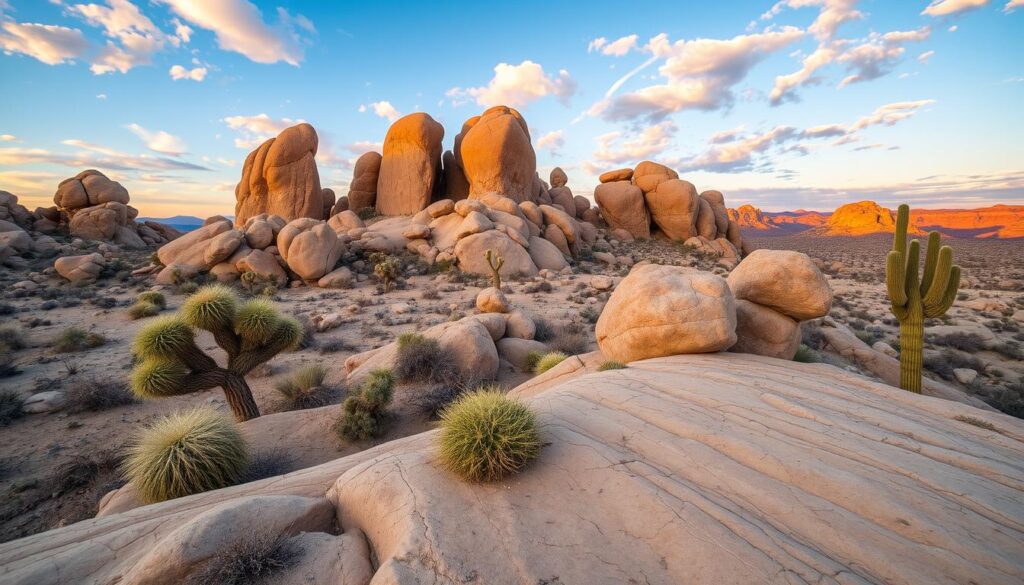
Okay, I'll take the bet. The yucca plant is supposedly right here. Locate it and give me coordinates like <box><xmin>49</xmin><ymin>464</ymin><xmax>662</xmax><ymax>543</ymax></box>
<box><xmin>129</xmin><ymin>285</ymin><xmax>302</xmax><ymax>421</ymax></box>
<box><xmin>122</xmin><ymin>407</ymin><xmax>248</xmax><ymax>503</ymax></box>
<box><xmin>438</xmin><ymin>389</ymin><xmax>540</xmax><ymax>482</ymax></box>
<box><xmin>886</xmin><ymin>204</ymin><xmax>961</xmax><ymax>393</ymax></box>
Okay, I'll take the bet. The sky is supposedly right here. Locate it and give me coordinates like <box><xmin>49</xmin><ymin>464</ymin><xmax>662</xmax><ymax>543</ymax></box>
<box><xmin>0</xmin><ymin>0</ymin><xmax>1022</xmax><ymax>218</ymax></box>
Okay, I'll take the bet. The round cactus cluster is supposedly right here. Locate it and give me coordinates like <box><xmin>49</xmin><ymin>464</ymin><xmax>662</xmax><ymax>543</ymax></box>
<box><xmin>130</xmin><ymin>285</ymin><xmax>303</xmax><ymax>421</ymax></box>
<box><xmin>438</xmin><ymin>389</ymin><xmax>541</xmax><ymax>482</ymax></box>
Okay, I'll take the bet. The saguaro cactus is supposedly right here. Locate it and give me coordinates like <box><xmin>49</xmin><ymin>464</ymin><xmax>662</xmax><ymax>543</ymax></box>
<box><xmin>484</xmin><ymin>249</ymin><xmax>504</xmax><ymax>289</ymax></box>
<box><xmin>130</xmin><ymin>285</ymin><xmax>303</xmax><ymax>421</ymax></box>
<box><xmin>886</xmin><ymin>204</ymin><xmax>961</xmax><ymax>393</ymax></box>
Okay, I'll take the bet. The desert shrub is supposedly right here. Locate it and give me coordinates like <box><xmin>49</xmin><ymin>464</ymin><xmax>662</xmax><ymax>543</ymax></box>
<box><xmin>335</xmin><ymin>369</ymin><xmax>394</xmax><ymax>441</ymax></box>
<box><xmin>122</xmin><ymin>407</ymin><xmax>249</xmax><ymax>503</ymax></box>
<box><xmin>579</xmin><ymin>306</ymin><xmax>600</xmax><ymax>324</ymax></box>
<box><xmin>534</xmin><ymin>352</ymin><xmax>568</xmax><ymax>374</ymax></box>
<box><xmin>598</xmin><ymin>360</ymin><xmax>626</xmax><ymax>371</ymax></box>
<box><xmin>408</xmin><ymin>382</ymin><xmax>470</xmax><ymax>419</ymax></box>
<box><xmin>929</xmin><ymin>332</ymin><xmax>986</xmax><ymax>352</ymax></box>
<box><xmin>0</xmin><ymin>343</ymin><xmax>17</xmax><ymax>378</ymax></box>
<box><xmin>548</xmin><ymin>321</ymin><xmax>590</xmax><ymax>356</ymax></box>
<box><xmin>65</xmin><ymin>377</ymin><xmax>137</xmax><ymax>413</ymax></box>
<box><xmin>241</xmin><ymin>449</ymin><xmax>294</xmax><ymax>483</ymax></box>
<box><xmin>991</xmin><ymin>341</ymin><xmax>1023</xmax><ymax>360</ymax></box>
<box><xmin>0</xmin><ymin>389</ymin><xmax>25</xmax><ymax>426</ymax></box>
<box><xmin>356</xmin><ymin>206</ymin><xmax>379</xmax><ymax>220</ymax></box>
<box><xmin>523</xmin><ymin>350</ymin><xmax>543</xmax><ymax>372</ymax></box>
<box><xmin>293</xmin><ymin>314</ymin><xmax>316</xmax><ymax>350</ymax></box>
<box><xmin>128</xmin><ymin>301</ymin><xmax>161</xmax><ymax>320</ymax></box>
<box><xmin>0</xmin><ymin>325</ymin><xmax>27</xmax><ymax>350</ymax></box>
<box><xmin>421</xmin><ymin>286</ymin><xmax>440</xmax><ymax>300</ymax></box>
<box><xmin>54</xmin><ymin>451</ymin><xmax>122</xmax><ymax>494</ymax></box>
<box><xmin>438</xmin><ymin>389</ymin><xmax>541</xmax><ymax>482</ymax></box>
<box><xmin>53</xmin><ymin>327</ymin><xmax>106</xmax><ymax>352</ymax></box>
<box><xmin>394</xmin><ymin>333</ymin><xmax>458</xmax><ymax>384</ymax></box>
<box><xmin>532</xmin><ymin>318</ymin><xmax>555</xmax><ymax>343</ymax></box>
<box><xmin>273</xmin><ymin>365</ymin><xmax>332</xmax><ymax>411</ymax></box>
<box><xmin>793</xmin><ymin>345</ymin><xmax>819</xmax><ymax>363</ymax></box>
<box><xmin>185</xmin><ymin>532</ymin><xmax>300</xmax><ymax>585</ymax></box>
<box><xmin>924</xmin><ymin>348</ymin><xmax>985</xmax><ymax>381</ymax></box>
<box><xmin>137</xmin><ymin>291</ymin><xmax>167</xmax><ymax>308</ymax></box>
<box><xmin>370</xmin><ymin>252</ymin><xmax>401</xmax><ymax>292</ymax></box>
<box><xmin>318</xmin><ymin>338</ymin><xmax>354</xmax><ymax>353</ymax></box>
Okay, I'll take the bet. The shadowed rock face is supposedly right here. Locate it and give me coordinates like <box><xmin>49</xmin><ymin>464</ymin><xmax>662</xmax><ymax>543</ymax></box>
<box><xmin>235</xmin><ymin>123</ymin><xmax>323</xmax><ymax>227</ymax></box>
<box><xmin>4</xmin><ymin>353</ymin><xmax>1020</xmax><ymax>585</ymax></box>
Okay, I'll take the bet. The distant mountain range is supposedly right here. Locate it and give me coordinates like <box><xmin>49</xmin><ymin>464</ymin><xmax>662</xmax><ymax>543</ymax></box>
<box><xmin>728</xmin><ymin>202</ymin><xmax>1024</xmax><ymax>239</ymax></box>
<box><xmin>139</xmin><ymin>215</ymin><xmax>209</xmax><ymax>232</ymax></box>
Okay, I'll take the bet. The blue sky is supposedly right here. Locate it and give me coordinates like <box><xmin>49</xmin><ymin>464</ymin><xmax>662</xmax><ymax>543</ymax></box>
<box><xmin>1</xmin><ymin>0</ymin><xmax>1022</xmax><ymax>217</ymax></box>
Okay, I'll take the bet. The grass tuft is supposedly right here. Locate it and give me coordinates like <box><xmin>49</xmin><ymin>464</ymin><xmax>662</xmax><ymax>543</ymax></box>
<box><xmin>534</xmin><ymin>352</ymin><xmax>568</xmax><ymax>374</ymax></box>
<box><xmin>65</xmin><ymin>377</ymin><xmax>137</xmax><ymax>413</ymax></box>
<box><xmin>394</xmin><ymin>333</ymin><xmax>459</xmax><ymax>384</ymax></box>
<box><xmin>273</xmin><ymin>365</ymin><xmax>333</xmax><ymax>411</ymax></box>
<box><xmin>0</xmin><ymin>389</ymin><xmax>25</xmax><ymax>426</ymax></box>
<box><xmin>598</xmin><ymin>360</ymin><xmax>626</xmax><ymax>371</ymax></box>
<box><xmin>438</xmin><ymin>389</ymin><xmax>541</xmax><ymax>482</ymax></box>
<box><xmin>52</xmin><ymin>327</ymin><xmax>106</xmax><ymax>353</ymax></box>
<box><xmin>184</xmin><ymin>532</ymin><xmax>300</xmax><ymax>585</ymax></box>
<box><xmin>128</xmin><ymin>301</ymin><xmax>161</xmax><ymax>320</ymax></box>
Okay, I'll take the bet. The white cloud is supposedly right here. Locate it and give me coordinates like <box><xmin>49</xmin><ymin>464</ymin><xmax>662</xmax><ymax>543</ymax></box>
<box><xmin>762</xmin><ymin>0</ymin><xmax>862</xmax><ymax>42</ymax></box>
<box><xmin>69</xmin><ymin>0</ymin><xmax>168</xmax><ymax>74</ymax></box>
<box><xmin>680</xmin><ymin>125</ymin><xmax>800</xmax><ymax>172</ymax></box>
<box><xmin>948</xmin><ymin>25</ymin><xmax>959</xmax><ymax>31</ymax></box>
<box><xmin>1006</xmin><ymin>0</ymin><xmax>1024</xmax><ymax>11</ymax></box>
<box><xmin>125</xmin><ymin>123</ymin><xmax>188</xmax><ymax>155</ymax></box>
<box><xmin>588</xmin><ymin>34</ymin><xmax>638</xmax><ymax>56</ymax></box>
<box><xmin>589</xmin><ymin>28</ymin><xmax>804</xmax><ymax>122</ymax></box>
<box><xmin>536</xmin><ymin>130</ymin><xmax>565</xmax><ymax>154</ymax></box>
<box><xmin>169</xmin><ymin>64</ymin><xmax>206</xmax><ymax>81</ymax></box>
<box><xmin>222</xmin><ymin>113</ymin><xmax>303</xmax><ymax>148</ymax></box>
<box><xmin>96</xmin><ymin>93</ymin><xmax>107</xmax><ymax>99</ymax></box>
<box><xmin>361</xmin><ymin>101</ymin><xmax>401</xmax><ymax>122</ymax></box>
<box><xmin>592</xmin><ymin>121</ymin><xmax>677</xmax><ymax>164</ymax></box>
<box><xmin>922</xmin><ymin>0</ymin><xmax>990</xmax><ymax>17</ymax></box>
<box><xmin>837</xmin><ymin>27</ymin><xmax>930</xmax><ymax>87</ymax></box>
<box><xmin>770</xmin><ymin>45</ymin><xmax>837</xmax><ymax>105</ymax></box>
<box><xmin>447</xmin><ymin>60</ymin><xmax>577</xmax><ymax>107</ymax></box>
<box><xmin>0</xmin><ymin>21</ymin><xmax>89</xmax><ymax>65</ymax></box>
<box><xmin>0</xmin><ymin>134</ymin><xmax>16</xmax><ymax>142</ymax></box>
<box><xmin>918</xmin><ymin>50</ymin><xmax>935</xmax><ymax>64</ymax></box>
<box><xmin>158</xmin><ymin>0</ymin><xmax>312</xmax><ymax>66</ymax></box>
<box><xmin>848</xmin><ymin>100</ymin><xmax>935</xmax><ymax>131</ymax></box>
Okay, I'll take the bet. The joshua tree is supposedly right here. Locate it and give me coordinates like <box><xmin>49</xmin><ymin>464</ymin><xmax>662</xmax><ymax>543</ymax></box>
<box><xmin>886</xmin><ymin>204</ymin><xmax>961</xmax><ymax>393</ymax></box>
<box><xmin>130</xmin><ymin>285</ymin><xmax>302</xmax><ymax>421</ymax></box>
<box><xmin>484</xmin><ymin>249</ymin><xmax>504</xmax><ymax>289</ymax></box>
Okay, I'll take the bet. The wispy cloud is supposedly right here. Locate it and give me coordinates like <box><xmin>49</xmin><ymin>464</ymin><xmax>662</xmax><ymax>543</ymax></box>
<box><xmin>125</xmin><ymin>123</ymin><xmax>188</xmax><ymax>156</ymax></box>
<box><xmin>0</xmin><ymin>20</ymin><xmax>89</xmax><ymax>66</ymax></box>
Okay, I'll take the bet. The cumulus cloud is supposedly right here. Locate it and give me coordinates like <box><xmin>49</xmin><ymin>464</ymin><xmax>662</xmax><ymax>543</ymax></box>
<box><xmin>223</xmin><ymin>113</ymin><xmax>303</xmax><ymax>148</ymax></box>
<box><xmin>588</xmin><ymin>34</ymin><xmax>639</xmax><ymax>56</ymax></box>
<box><xmin>536</xmin><ymin>130</ymin><xmax>565</xmax><ymax>154</ymax></box>
<box><xmin>837</xmin><ymin>27</ymin><xmax>930</xmax><ymax>87</ymax></box>
<box><xmin>158</xmin><ymin>0</ymin><xmax>312</xmax><ymax>66</ymax></box>
<box><xmin>361</xmin><ymin>101</ymin><xmax>401</xmax><ymax>122</ymax></box>
<box><xmin>0</xmin><ymin>21</ymin><xmax>89</xmax><ymax>65</ymax></box>
<box><xmin>589</xmin><ymin>28</ymin><xmax>804</xmax><ymax>122</ymax></box>
<box><xmin>592</xmin><ymin>121</ymin><xmax>677</xmax><ymax>164</ymax></box>
<box><xmin>169</xmin><ymin>64</ymin><xmax>206</xmax><ymax>81</ymax></box>
<box><xmin>69</xmin><ymin>0</ymin><xmax>168</xmax><ymax>74</ymax></box>
<box><xmin>762</xmin><ymin>0</ymin><xmax>862</xmax><ymax>42</ymax></box>
<box><xmin>125</xmin><ymin>123</ymin><xmax>188</xmax><ymax>155</ymax></box>
<box><xmin>922</xmin><ymin>0</ymin><xmax>990</xmax><ymax>17</ymax></box>
<box><xmin>447</xmin><ymin>60</ymin><xmax>577</xmax><ymax>107</ymax></box>
<box><xmin>770</xmin><ymin>45</ymin><xmax>837</xmax><ymax>105</ymax></box>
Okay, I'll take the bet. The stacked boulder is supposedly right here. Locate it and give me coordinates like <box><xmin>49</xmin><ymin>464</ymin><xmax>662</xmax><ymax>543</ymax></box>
<box><xmin>234</xmin><ymin>123</ymin><xmax>328</xmax><ymax>226</ymax></box>
<box><xmin>595</xmin><ymin>161</ymin><xmax>749</xmax><ymax>261</ymax></box>
<box><xmin>375</xmin><ymin>113</ymin><xmax>444</xmax><ymax>216</ymax></box>
<box><xmin>342</xmin><ymin>151</ymin><xmax>382</xmax><ymax>212</ymax></box>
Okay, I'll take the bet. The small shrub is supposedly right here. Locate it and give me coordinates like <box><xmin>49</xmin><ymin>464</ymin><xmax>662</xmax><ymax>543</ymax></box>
<box><xmin>394</xmin><ymin>333</ymin><xmax>458</xmax><ymax>384</ymax></box>
<box><xmin>53</xmin><ymin>327</ymin><xmax>106</xmax><ymax>353</ymax></box>
<box><xmin>370</xmin><ymin>252</ymin><xmax>401</xmax><ymax>292</ymax></box>
<box><xmin>598</xmin><ymin>360</ymin><xmax>626</xmax><ymax>371</ymax></box>
<box><xmin>273</xmin><ymin>365</ymin><xmax>332</xmax><ymax>411</ymax></box>
<box><xmin>534</xmin><ymin>352</ymin><xmax>568</xmax><ymax>374</ymax></box>
<box><xmin>523</xmin><ymin>350</ymin><xmax>543</xmax><ymax>372</ymax></box>
<box><xmin>421</xmin><ymin>286</ymin><xmax>440</xmax><ymax>300</ymax></box>
<box><xmin>408</xmin><ymin>383</ymin><xmax>469</xmax><ymax>419</ymax></box>
<box><xmin>532</xmin><ymin>318</ymin><xmax>555</xmax><ymax>343</ymax></box>
<box><xmin>137</xmin><ymin>291</ymin><xmax>167</xmax><ymax>308</ymax></box>
<box><xmin>929</xmin><ymin>332</ymin><xmax>986</xmax><ymax>353</ymax></box>
<box><xmin>924</xmin><ymin>348</ymin><xmax>985</xmax><ymax>381</ymax></box>
<box><xmin>793</xmin><ymin>345</ymin><xmax>819</xmax><ymax>363</ymax></box>
<box><xmin>65</xmin><ymin>378</ymin><xmax>137</xmax><ymax>413</ymax></box>
<box><xmin>128</xmin><ymin>301</ymin><xmax>161</xmax><ymax>320</ymax></box>
<box><xmin>356</xmin><ymin>206</ymin><xmax>379</xmax><ymax>220</ymax></box>
<box><xmin>0</xmin><ymin>343</ymin><xmax>18</xmax><ymax>378</ymax></box>
<box><xmin>548</xmin><ymin>321</ymin><xmax>590</xmax><ymax>356</ymax></box>
<box><xmin>0</xmin><ymin>325</ymin><xmax>27</xmax><ymax>350</ymax></box>
<box><xmin>122</xmin><ymin>407</ymin><xmax>249</xmax><ymax>503</ymax></box>
<box><xmin>335</xmin><ymin>369</ymin><xmax>394</xmax><ymax>441</ymax></box>
<box><xmin>185</xmin><ymin>532</ymin><xmax>300</xmax><ymax>585</ymax></box>
<box><xmin>0</xmin><ymin>389</ymin><xmax>25</xmax><ymax>426</ymax></box>
<box><xmin>579</xmin><ymin>306</ymin><xmax>600</xmax><ymax>324</ymax></box>
<box><xmin>242</xmin><ymin>449</ymin><xmax>294</xmax><ymax>483</ymax></box>
<box><xmin>438</xmin><ymin>389</ymin><xmax>541</xmax><ymax>482</ymax></box>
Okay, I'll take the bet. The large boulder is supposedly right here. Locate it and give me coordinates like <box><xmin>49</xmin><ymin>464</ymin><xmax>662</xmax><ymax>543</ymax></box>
<box><xmin>376</xmin><ymin>113</ymin><xmax>444</xmax><ymax>215</ymax></box>
<box><xmin>234</xmin><ymin>123</ymin><xmax>323</xmax><ymax>227</ymax></box>
<box><xmin>594</xmin><ymin>181</ymin><xmax>650</xmax><ymax>239</ymax></box>
<box><xmin>631</xmin><ymin>160</ymin><xmax>678</xmax><ymax>194</ymax></box>
<box><xmin>442</xmin><ymin>150</ymin><xmax>470</xmax><ymax>201</ymax></box>
<box><xmin>727</xmin><ymin>249</ymin><xmax>832</xmax><ymax>321</ymax></box>
<box><xmin>277</xmin><ymin>218</ymin><xmax>345</xmax><ymax>281</ymax></box>
<box><xmin>54</xmin><ymin>170</ymin><xmax>129</xmax><ymax>210</ymax></box>
<box><xmin>700</xmin><ymin>190</ymin><xmax>729</xmax><ymax>235</ymax></box>
<box><xmin>596</xmin><ymin>264</ymin><xmax>736</xmax><ymax>362</ymax></box>
<box><xmin>527</xmin><ymin>235</ymin><xmax>569</xmax><ymax>271</ymax></box>
<box><xmin>460</xmin><ymin>106</ymin><xmax>536</xmax><ymax>202</ymax></box>
<box><xmin>156</xmin><ymin>220</ymin><xmax>242</xmax><ymax>279</ymax></box>
<box><xmin>729</xmin><ymin>299</ymin><xmax>801</xmax><ymax>360</ymax></box>
<box><xmin>68</xmin><ymin>202</ymin><xmax>128</xmax><ymax>241</ymax></box>
<box><xmin>346</xmin><ymin>151</ymin><xmax>382</xmax><ymax>211</ymax></box>
<box><xmin>454</xmin><ymin>230</ymin><xmax>538</xmax><ymax>278</ymax></box>
<box><xmin>54</xmin><ymin>253</ymin><xmax>105</xmax><ymax>283</ymax></box>
<box><xmin>695</xmin><ymin>197</ymin><xmax>717</xmax><ymax>239</ymax></box>
<box><xmin>0</xmin><ymin>220</ymin><xmax>31</xmax><ymax>252</ymax></box>
<box><xmin>645</xmin><ymin>179</ymin><xmax>699</xmax><ymax>240</ymax></box>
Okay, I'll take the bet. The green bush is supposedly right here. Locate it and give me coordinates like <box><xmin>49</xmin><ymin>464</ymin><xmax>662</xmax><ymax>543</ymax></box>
<box><xmin>598</xmin><ymin>360</ymin><xmax>626</xmax><ymax>371</ymax></box>
<box><xmin>122</xmin><ymin>407</ymin><xmax>249</xmax><ymax>503</ymax></box>
<box><xmin>137</xmin><ymin>291</ymin><xmax>167</xmax><ymax>308</ymax></box>
<box><xmin>534</xmin><ymin>351</ymin><xmax>568</xmax><ymax>374</ymax></box>
<box><xmin>394</xmin><ymin>333</ymin><xmax>458</xmax><ymax>384</ymax></box>
<box><xmin>438</xmin><ymin>389</ymin><xmax>540</xmax><ymax>482</ymax></box>
<box><xmin>53</xmin><ymin>327</ymin><xmax>106</xmax><ymax>352</ymax></box>
<box><xmin>793</xmin><ymin>345</ymin><xmax>819</xmax><ymax>363</ymax></box>
<box><xmin>128</xmin><ymin>301</ymin><xmax>161</xmax><ymax>320</ymax></box>
<box><xmin>370</xmin><ymin>252</ymin><xmax>401</xmax><ymax>292</ymax></box>
<box><xmin>335</xmin><ymin>369</ymin><xmax>394</xmax><ymax>441</ymax></box>
<box><xmin>523</xmin><ymin>350</ymin><xmax>543</xmax><ymax>372</ymax></box>
<box><xmin>273</xmin><ymin>365</ymin><xmax>332</xmax><ymax>411</ymax></box>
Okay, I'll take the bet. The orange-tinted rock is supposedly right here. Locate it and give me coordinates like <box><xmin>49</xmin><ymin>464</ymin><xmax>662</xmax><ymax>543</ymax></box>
<box><xmin>376</xmin><ymin>113</ymin><xmax>444</xmax><ymax>215</ymax></box>
<box><xmin>235</xmin><ymin>123</ymin><xmax>323</xmax><ymax>227</ymax></box>
<box><xmin>347</xmin><ymin>151</ymin><xmax>382</xmax><ymax>211</ymax></box>
<box><xmin>595</xmin><ymin>181</ymin><xmax>650</xmax><ymax>239</ymax></box>
<box><xmin>599</xmin><ymin>168</ymin><xmax>633</xmax><ymax>183</ymax></box>
<box><xmin>645</xmin><ymin>179</ymin><xmax>698</xmax><ymax>240</ymax></box>
<box><xmin>442</xmin><ymin>150</ymin><xmax>470</xmax><ymax>201</ymax></box>
<box><xmin>631</xmin><ymin>161</ymin><xmax>678</xmax><ymax>194</ymax></box>
<box><xmin>461</xmin><ymin>106</ymin><xmax>537</xmax><ymax>202</ymax></box>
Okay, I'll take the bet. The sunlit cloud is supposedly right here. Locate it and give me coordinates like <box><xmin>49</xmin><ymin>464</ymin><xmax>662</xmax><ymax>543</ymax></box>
<box><xmin>0</xmin><ymin>21</ymin><xmax>89</xmax><ymax>65</ymax></box>
<box><xmin>922</xmin><ymin>0</ymin><xmax>990</xmax><ymax>17</ymax></box>
<box><xmin>588</xmin><ymin>34</ymin><xmax>639</xmax><ymax>56</ymax></box>
<box><xmin>359</xmin><ymin>101</ymin><xmax>401</xmax><ymax>122</ymax></box>
<box><xmin>447</xmin><ymin>60</ymin><xmax>577</xmax><ymax>107</ymax></box>
<box><xmin>222</xmin><ymin>113</ymin><xmax>303</xmax><ymax>148</ymax></box>
<box><xmin>125</xmin><ymin>123</ymin><xmax>188</xmax><ymax>155</ymax></box>
<box><xmin>592</xmin><ymin>120</ymin><xmax>677</xmax><ymax>164</ymax></box>
<box><xmin>69</xmin><ymin>0</ymin><xmax>168</xmax><ymax>74</ymax></box>
<box><xmin>536</xmin><ymin>130</ymin><xmax>565</xmax><ymax>155</ymax></box>
<box><xmin>169</xmin><ymin>63</ymin><xmax>206</xmax><ymax>81</ymax></box>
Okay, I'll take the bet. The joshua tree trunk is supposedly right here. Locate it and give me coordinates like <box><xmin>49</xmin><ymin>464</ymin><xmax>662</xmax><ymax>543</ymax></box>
<box><xmin>223</xmin><ymin>374</ymin><xmax>260</xmax><ymax>421</ymax></box>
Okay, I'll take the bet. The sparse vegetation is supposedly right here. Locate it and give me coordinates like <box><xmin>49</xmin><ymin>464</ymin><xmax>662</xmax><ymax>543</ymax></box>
<box><xmin>64</xmin><ymin>377</ymin><xmax>137</xmax><ymax>413</ymax></box>
<box><xmin>0</xmin><ymin>325</ymin><xmax>27</xmax><ymax>350</ymax></box>
<box><xmin>335</xmin><ymin>369</ymin><xmax>394</xmax><ymax>441</ymax></box>
<box><xmin>793</xmin><ymin>345</ymin><xmax>820</xmax><ymax>363</ymax></box>
<box><xmin>598</xmin><ymin>360</ymin><xmax>626</xmax><ymax>371</ymax></box>
<box><xmin>0</xmin><ymin>389</ymin><xmax>25</xmax><ymax>426</ymax></box>
<box><xmin>547</xmin><ymin>321</ymin><xmax>590</xmax><ymax>356</ymax></box>
<box><xmin>394</xmin><ymin>333</ymin><xmax>458</xmax><ymax>384</ymax></box>
<box><xmin>371</xmin><ymin>252</ymin><xmax>401</xmax><ymax>292</ymax></box>
<box><xmin>184</xmin><ymin>532</ymin><xmax>300</xmax><ymax>585</ymax></box>
<box><xmin>273</xmin><ymin>365</ymin><xmax>333</xmax><ymax>411</ymax></box>
<box><xmin>128</xmin><ymin>301</ymin><xmax>161</xmax><ymax>320</ymax></box>
<box><xmin>534</xmin><ymin>351</ymin><xmax>568</xmax><ymax>374</ymax></box>
<box><xmin>438</xmin><ymin>389</ymin><xmax>541</xmax><ymax>482</ymax></box>
<box><xmin>52</xmin><ymin>327</ymin><xmax>106</xmax><ymax>353</ymax></box>
<box><xmin>484</xmin><ymin>249</ymin><xmax>504</xmax><ymax>289</ymax></box>
<box><xmin>122</xmin><ymin>407</ymin><xmax>249</xmax><ymax>503</ymax></box>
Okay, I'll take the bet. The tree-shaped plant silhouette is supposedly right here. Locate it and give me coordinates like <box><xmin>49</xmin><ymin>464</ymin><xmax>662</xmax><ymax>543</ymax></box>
<box><xmin>130</xmin><ymin>285</ymin><xmax>302</xmax><ymax>421</ymax></box>
<box><xmin>886</xmin><ymin>204</ymin><xmax>961</xmax><ymax>393</ymax></box>
<box><xmin>484</xmin><ymin>249</ymin><xmax>504</xmax><ymax>289</ymax></box>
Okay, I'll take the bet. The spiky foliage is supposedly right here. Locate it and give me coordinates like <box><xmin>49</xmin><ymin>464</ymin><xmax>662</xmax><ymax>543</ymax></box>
<box><xmin>370</xmin><ymin>252</ymin><xmax>401</xmax><ymax>292</ymax></box>
<box><xmin>122</xmin><ymin>407</ymin><xmax>248</xmax><ymax>503</ymax></box>
<box><xmin>335</xmin><ymin>369</ymin><xmax>394</xmax><ymax>441</ymax></box>
<box><xmin>438</xmin><ymin>389</ymin><xmax>541</xmax><ymax>482</ymax></box>
<box><xmin>534</xmin><ymin>352</ymin><xmax>568</xmax><ymax>374</ymax></box>
<box><xmin>273</xmin><ymin>365</ymin><xmax>332</xmax><ymax>411</ymax></box>
<box><xmin>128</xmin><ymin>301</ymin><xmax>161</xmax><ymax>320</ymax></box>
<box><xmin>598</xmin><ymin>361</ymin><xmax>626</xmax><ymax>371</ymax></box>
<box><xmin>523</xmin><ymin>350</ymin><xmax>543</xmax><ymax>372</ymax></box>
<box><xmin>395</xmin><ymin>333</ymin><xmax>459</xmax><ymax>384</ymax></box>
<box><xmin>129</xmin><ymin>285</ymin><xmax>303</xmax><ymax>421</ymax></box>
<box><xmin>484</xmin><ymin>249</ymin><xmax>504</xmax><ymax>289</ymax></box>
<box><xmin>137</xmin><ymin>291</ymin><xmax>167</xmax><ymax>308</ymax></box>
<box><xmin>887</xmin><ymin>204</ymin><xmax>962</xmax><ymax>393</ymax></box>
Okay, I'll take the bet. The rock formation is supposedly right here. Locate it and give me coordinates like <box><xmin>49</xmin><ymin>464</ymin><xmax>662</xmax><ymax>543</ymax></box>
<box><xmin>375</xmin><ymin>113</ymin><xmax>444</xmax><ymax>216</ymax></box>
<box><xmin>234</xmin><ymin>123</ymin><xmax>323</xmax><ymax>227</ymax></box>
<box><xmin>346</xmin><ymin>151</ymin><xmax>382</xmax><ymax>211</ymax></box>
<box><xmin>459</xmin><ymin>106</ymin><xmax>536</xmax><ymax>203</ymax></box>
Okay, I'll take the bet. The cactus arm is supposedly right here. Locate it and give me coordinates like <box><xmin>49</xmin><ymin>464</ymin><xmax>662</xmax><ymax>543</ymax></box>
<box><xmin>893</xmin><ymin>204</ymin><xmax>909</xmax><ymax>257</ymax></box>
<box><xmin>484</xmin><ymin>249</ymin><xmax>504</xmax><ymax>289</ymax></box>
<box><xmin>886</xmin><ymin>250</ymin><xmax>908</xmax><ymax>308</ymax></box>
<box><xmin>922</xmin><ymin>246</ymin><xmax>953</xmax><ymax>309</ymax></box>
<box><xmin>924</xmin><ymin>265</ymin><xmax>960</xmax><ymax>318</ymax></box>
<box><xmin>919</xmin><ymin>231</ymin><xmax>941</xmax><ymax>294</ymax></box>
<box><xmin>904</xmin><ymin>239</ymin><xmax>920</xmax><ymax>294</ymax></box>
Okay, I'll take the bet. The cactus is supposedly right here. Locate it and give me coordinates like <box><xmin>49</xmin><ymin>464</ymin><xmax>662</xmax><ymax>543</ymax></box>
<box><xmin>370</xmin><ymin>252</ymin><xmax>400</xmax><ymax>292</ymax></box>
<box><xmin>129</xmin><ymin>286</ymin><xmax>302</xmax><ymax>421</ymax></box>
<box><xmin>484</xmin><ymin>249</ymin><xmax>504</xmax><ymax>289</ymax></box>
<box><xmin>886</xmin><ymin>204</ymin><xmax>961</xmax><ymax>393</ymax></box>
